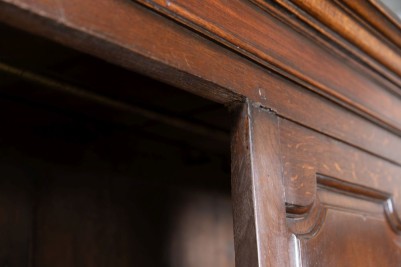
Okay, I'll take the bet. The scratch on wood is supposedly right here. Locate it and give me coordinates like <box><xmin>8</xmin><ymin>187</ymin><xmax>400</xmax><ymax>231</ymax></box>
<box><xmin>251</xmin><ymin>101</ymin><xmax>277</xmax><ymax>114</ymax></box>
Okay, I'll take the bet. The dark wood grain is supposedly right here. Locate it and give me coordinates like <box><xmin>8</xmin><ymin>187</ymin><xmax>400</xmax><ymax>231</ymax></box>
<box><xmin>279</xmin><ymin>118</ymin><xmax>401</xmax><ymax>216</ymax></box>
<box><xmin>287</xmin><ymin>175</ymin><xmax>401</xmax><ymax>266</ymax></box>
<box><xmin>260</xmin><ymin>0</ymin><xmax>401</xmax><ymax>79</ymax></box>
<box><xmin>340</xmin><ymin>0</ymin><xmax>401</xmax><ymax>47</ymax></box>
<box><xmin>135</xmin><ymin>0</ymin><xmax>401</xmax><ymax>134</ymax></box>
<box><xmin>231</xmin><ymin>101</ymin><xmax>289</xmax><ymax>266</ymax></box>
<box><xmin>2</xmin><ymin>0</ymin><xmax>401</xmax><ymax>138</ymax></box>
<box><xmin>281</xmin><ymin>118</ymin><xmax>401</xmax><ymax>265</ymax></box>
<box><xmin>2</xmin><ymin>0</ymin><xmax>401</xmax><ymax>265</ymax></box>
<box><xmin>2</xmin><ymin>0</ymin><xmax>401</xmax><ymax>168</ymax></box>
<box><xmin>251</xmin><ymin>0</ymin><xmax>401</xmax><ymax>93</ymax></box>
<box><xmin>232</xmin><ymin>101</ymin><xmax>401</xmax><ymax>266</ymax></box>
<box><xmin>296</xmin><ymin>206</ymin><xmax>401</xmax><ymax>266</ymax></box>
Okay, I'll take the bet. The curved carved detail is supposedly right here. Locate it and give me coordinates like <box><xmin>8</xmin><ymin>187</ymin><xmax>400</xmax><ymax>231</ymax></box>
<box><xmin>385</xmin><ymin>198</ymin><xmax>401</xmax><ymax>234</ymax></box>
<box><xmin>286</xmin><ymin>174</ymin><xmax>401</xmax><ymax>236</ymax></box>
<box><xmin>250</xmin><ymin>0</ymin><xmax>401</xmax><ymax>90</ymax></box>
<box><xmin>287</xmin><ymin>196</ymin><xmax>327</xmax><ymax>238</ymax></box>
<box><xmin>134</xmin><ymin>0</ymin><xmax>401</xmax><ymax>137</ymax></box>
<box><xmin>344</xmin><ymin>0</ymin><xmax>401</xmax><ymax>47</ymax></box>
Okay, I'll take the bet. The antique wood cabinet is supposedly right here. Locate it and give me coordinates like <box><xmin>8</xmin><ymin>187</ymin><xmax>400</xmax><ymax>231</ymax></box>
<box><xmin>1</xmin><ymin>0</ymin><xmax>401</xmax><ymax>266</ymax></box>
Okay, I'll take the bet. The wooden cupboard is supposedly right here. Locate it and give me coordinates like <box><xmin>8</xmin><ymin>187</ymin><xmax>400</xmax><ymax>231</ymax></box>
<box><xmin>1</xmin><ymin>0</ymin><xmax>401</xmax><ymax>266</ymax></box>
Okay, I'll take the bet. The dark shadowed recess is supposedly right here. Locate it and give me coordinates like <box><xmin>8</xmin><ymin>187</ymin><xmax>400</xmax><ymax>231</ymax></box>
<box><xmin>0</xmin><ymin>23</ymin><xmax>234</xmax><ymax>267</ymax></box>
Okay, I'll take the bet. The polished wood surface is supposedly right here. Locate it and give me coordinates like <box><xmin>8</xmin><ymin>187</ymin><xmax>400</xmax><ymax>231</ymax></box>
<box><xmin>3</xmin><ymin>0</ymin><xmax>401</xmax><ymax>167</ymax></box>
<box><xmin>1</xmin><ymin>0</ymin><xmax>401</xmax><ymax>266</ymax></box>
<box><xmin>231</xmin><ymin>101</ymin><xmax>289</xmax><ymax>266</ymax></box>
<box><xmin>264</xmin><ymin>0</ymin><xmax>401</xmax><ymax>78</ymax></box>
<box><xmin>1</xmin><ymin>0</ymin><xmax>401</xmax><ymax>133</ymax></box>
<box><xmin>232</xmin><ymin>101</ymin><xmax>401</xmax><ymax>266</ymax></box>
<box><xmin>133</xmin><ymin>0</ymin><xmax>401</xmax><ymax>132</ymax></box>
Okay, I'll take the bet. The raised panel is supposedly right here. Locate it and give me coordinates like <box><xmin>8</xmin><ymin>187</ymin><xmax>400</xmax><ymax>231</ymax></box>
<box><xmin>232</xmin><ymin>101</ymin><xmax>401</xmax><ymax>266</ymax></box>
<box><xmin>288</xmin><ymin>176</ymin><xmax>401</xmax><ymax>266</ymax></box>
<box><xmin>296</xmin><ymin>209</ymin><xmax>401</xmax><ymax>266</ymax></box>
<box><xmin>280</xmin><ymin>118</ymin><xmax>401</xmax><ymax>266</ymax></box>
<box><xmin>279</xmin><ymin>118</ymin><xmax>401</xmax><ymax>217</ymax></box>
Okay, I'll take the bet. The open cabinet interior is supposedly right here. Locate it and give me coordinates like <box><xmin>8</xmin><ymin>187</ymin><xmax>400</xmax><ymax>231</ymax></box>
<box><xmin>0</xmin><ymin>23</ymin><xmax>234</xmax><ymax>267</ymax></box>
